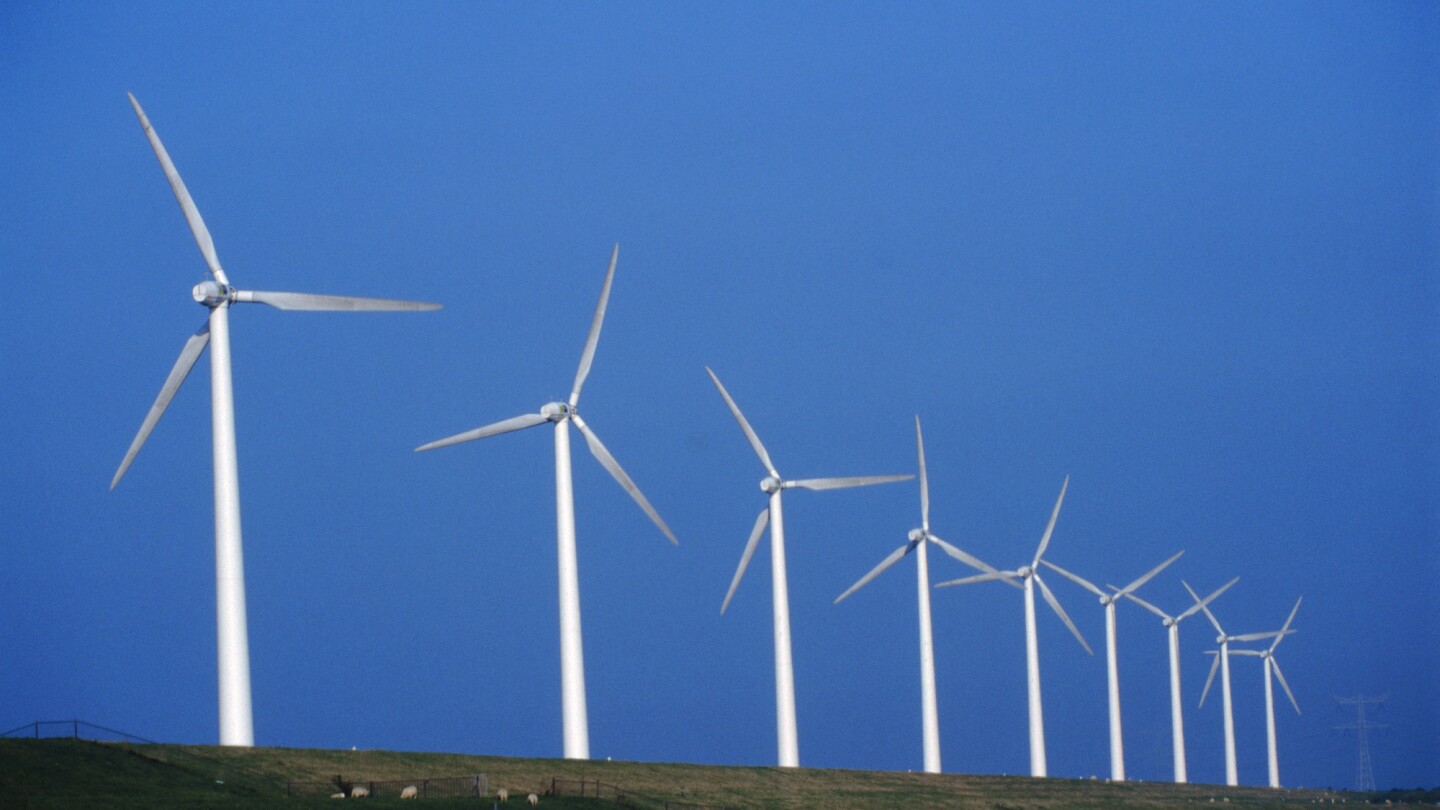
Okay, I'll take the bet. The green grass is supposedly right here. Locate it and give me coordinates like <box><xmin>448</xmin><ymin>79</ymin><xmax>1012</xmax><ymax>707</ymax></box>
<box><xmin>0</xmin><ymin>737</ymin><xmax>1407</xmax><ymax>809</ymax></box>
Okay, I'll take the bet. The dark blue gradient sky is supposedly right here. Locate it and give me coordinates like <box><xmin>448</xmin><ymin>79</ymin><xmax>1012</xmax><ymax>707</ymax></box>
<box><xmin>2</xmin><ymin>1</ymin><xmax>1435</xmax><ymax>791</ymax></box>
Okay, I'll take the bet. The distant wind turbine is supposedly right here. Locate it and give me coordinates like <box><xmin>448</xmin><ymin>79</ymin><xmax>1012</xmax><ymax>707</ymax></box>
<box><xmin>1187</xmin><ymin>580</ymin><xmax>1287</xmax><ymax>786</ymax></box>
<box><xmin>833</xmin><ymin>415</ymin><xmax>1010</xmax><ymax>774</ymax></box>
<box><xmin>1122</xmin><ymin>577</ymin><xmax>1239</xmax><ymax>783</ymax></box>
<box><xmin>416</xmin><ymin>244</ymin><xmax>677</xmax><ymax>760</ymax></box>
<box><xmin>112</xmin><ymin>93</ymin><xmax>440</xmax><ymax>747</ymax></box>
<box><xmin>1042</xmin><ymin>550</ymin><xmax>1184</xmax><ymax>782</ymax></box>
<box><xmin>707</xmin><ymin>367</ymin><xmax>911</xmax><ymax>768</ymax></box>
<box><xmin>934</xmin><ymin>477</ymin><xmax>1093</xmax><ymax>778</ymax></box>
<box><xmin>1227</xmin><ymin>597</ymin><xmax>1302</xmax><ymax>788</ymax></box>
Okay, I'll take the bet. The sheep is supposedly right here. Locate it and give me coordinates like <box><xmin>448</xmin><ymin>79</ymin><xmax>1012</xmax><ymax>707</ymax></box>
<box><xmin>330</xmin><ymin>793</ymin><xmax>346</xmax><ymax>799</ymax></box>
<box><xmin>350</xmin><ymin>785</ymin><xmax>370</xmax><ymax>798</ymax></box>
<box><xmin>497</xmin><ymin>788</ymin><xmax>509</xmax><ymax>802</ymax></box>
<box><xmin>401</xmin><ymin>785</ymin><xmax>418</xmax><ymax>799</ymax></box>
<box><xmin>528</xmin><ymin>793</ymin><xmax>539</xmax><ymax>807</ymax></box>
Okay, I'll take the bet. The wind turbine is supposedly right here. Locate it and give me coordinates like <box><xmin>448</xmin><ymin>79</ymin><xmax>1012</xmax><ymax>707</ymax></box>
<box><xmin>1121</xmin><ymin>577</ymin><xmax>1239</xmax><ymax>783</ymax></box>
<box><xmin>707</xmin><ymin>367</ymin><xmax>911</xmax><ymax>768</ymax></box>
<box><xmin>934</xmin><ymin>477</ymin><xmax>1093</xmax><ymax>778</ymax></box>
<box><xmin>416</xmin><ymin>244</ymin><xmax>676</xmax><ymax>760</ymax></box>
<box><xmin>112</xmin><ymin>94</ymin><xmax>441</xmax><ymax>747</ymax></box>
<box><xmin>833</xmin><ymin>415</ymin><xmax>1010</xmax><ymax>774</ymax></box>
<box><xmin>1227</xmin><ymin>597</ymin><xmax>1302</xmax><ymax>788</ymax></box>
<box><xmin>1186</xmin><ymin>580</ymin><xmax>1287</xmax><ymax>786</ymax></box>
<box><xmin>1041</xmin><ymin>550</ymin><xmax>1184</xmax><ymax>782</ymax></box>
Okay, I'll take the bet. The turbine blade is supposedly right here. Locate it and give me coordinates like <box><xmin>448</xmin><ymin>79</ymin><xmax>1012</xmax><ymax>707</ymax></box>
<box><xmin>1177</xmin><ymin>576</ymin><xmax>1239</xmax><ymax>623</ymax></box>
<box><xmin>1268</xmin><ymin>597</ymin><xmax>1302</xmax><ymax>654</ymax></box>
<box><xmin>1228</xmin><ymin>649</ymin><xmax>1264</xmax><ymax>657</ymax></box>
<box><xmin>111</xmin><ymin>322</ymin><xmax>211</xmax><ymax>489</ymax></box>
<box><xmin>1199</xmin><ymin>649</ymin><xmax>1222</xmax><ymax>708</ymax></box>
<box><xmin>1122</xmin><ymin>591</ymin><xmax>1173</xmax><ymax>622</ymax></box>
<box><xmin>1116</xmin><ymin>550</ymin><xmax>1185</xmax><ymax>597</ymax></box>
<box><xmin>785</xmin><ymin>475</ymin><xmax>913</xmax><ymax>491</ymax></box>
<box><xmin>705</xmin><ymin>367</ymin><xmax>778</xmax><ymax>476</ymax></box>
<box><xmin>235</xmin><ymin>290</ymin><xmax>441</xmax><ymax>311</ymax></box>
<box><xmin>721</xmin><ymin>507</ymin><xmax>769</xmax><ymax>614</ymax></box>
<box><xmin>1184</xmin><ymin>580</ymin><xmax>1226</xmax><ymax>636</ymax></box>
<box><xmin>1232</xmin><ymin>629</ymin><xmax>1294</xmax><ymax>643</ymax></box>
<box><xmin>915</xmin><ymin>415</ymin><xmax>929</xmax><ymax>531</ymax></box>
<box><xmin>1032</xmin><ymin>475</ymin><xmax>1069</xmax><ymax>566</ymax></box>
<box><xmin>570</xmin><ymin>415</ymin><xmax>678</xmax><ymax>545</ymax></box>
<box><xmin>1270</xmin><ymin>657</ymin><xmax>1301</xmax><ymax>714</ymax></box>
<box><xmin>1040</xmin><ymin>559</ymin><xmax>1107</xmax><ymax>599</ymax></box>
<box><xmin>934</xmin><ymin>570</ymin><xmax>1020</xmax><ymax>588</ymax></box>
<box><xmin>1035</xmin><ymin>573</ymin><xmax>1092</xmax><ymax>654</ymax></box>
<box><xmin>570</xmin><ymin>244</ymin><xmax>618</xmax><ymax>407</ymax></box>
<box><xmin>834</xmin><ymin>542</ymin><xmax>913</xmax><ymax>605</ymax></box>
<box><xmin>415</xmin><ymin>412</ymin><xmax>548</xmax><ymax>452</ymax></box>
<box><xmin>127</xmin><ymin>93</ymin><xmax>226</xmax><ymax>285</ymax></box>
<box><xmin>928</xmin><ymin>535</ymin><xmax>1023</xmax><ymax>589</ymax></box>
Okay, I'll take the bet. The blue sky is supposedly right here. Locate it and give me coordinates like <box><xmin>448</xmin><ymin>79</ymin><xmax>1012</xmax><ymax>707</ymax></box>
<box><xmin>2</xmin><ymin>1</ymin><xmax>1435</xmax><ymax>791</ymax></box>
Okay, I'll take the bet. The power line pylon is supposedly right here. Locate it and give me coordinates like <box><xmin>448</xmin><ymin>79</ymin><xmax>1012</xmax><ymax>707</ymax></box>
<box><xmin>1334</xmin><ymin>694</ymin><xmax>1388</xmax><ymax>791</ymax></box>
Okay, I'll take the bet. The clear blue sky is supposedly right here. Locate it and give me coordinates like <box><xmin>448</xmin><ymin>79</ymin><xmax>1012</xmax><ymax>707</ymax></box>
<box><xmin>2</xmin><ymin>1</ymin><xmax>1435</xmax><ymax>791</ymax></box>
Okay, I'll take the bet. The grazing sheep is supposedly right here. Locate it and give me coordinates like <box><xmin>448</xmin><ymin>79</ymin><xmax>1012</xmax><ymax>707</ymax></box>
<box><xmin>527</xmin><ymin>793</ymin><xmax>539</xmax><ymax>807</ymax></box>
<box><xmin>350</xmin><ymin>785</ymin><xmax>370</xmax><ymax>798</ymax></box>
<box><xmin>401</xmin><ymin>785</ymin><xmax>418</xmax><ymax>799</ymax></box>
<box><xmin>497</xmin><ymin>788</ymin><xmax>509</xmax><ymax>802</ymax></box>
<box><xmin>330</xmin><ymin>793</ymin><xmax>345</xmax><ymax>799</ymax></box>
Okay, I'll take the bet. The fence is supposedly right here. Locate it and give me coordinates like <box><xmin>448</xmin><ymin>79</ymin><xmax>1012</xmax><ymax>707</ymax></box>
<box><xmin>0</xmin><ymin>720</ymin><xmax>157</xmax><ymax>744</ymax></box>
<box><xmin>548</xmin><ymin>777</ymin><xmax>729</xmax><ymax>810</ymax></box>
<box><xmin>286</xmin><ymin>774</ymin><xmax>488</xmax><ymax>799</ymax></box>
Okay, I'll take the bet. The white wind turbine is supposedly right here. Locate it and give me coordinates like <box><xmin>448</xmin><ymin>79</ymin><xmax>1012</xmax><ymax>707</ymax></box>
<box><xmin>416</xmin><ymin>244</ymin><xmax>676</xmax><ymax>760</ymax></box>
<box><xmin>833</xmin><ymin>415</ymin><xmax>1011</xmax><ymax>774</ymax></box>
<box><xmin>112</xmin><ymin>94</ymin><xmax>441</xmax><ymax>747</ymax></box>
<box><xmin>934</xmin><ymin>477</ymin><xmax>1093</xmax><ymax>778</ymax></box>
<box><xmin>707</xmin><ymin>367</ymin><xmax>912</xmax><ymax>768</ymax></box>
<box><xmin>1041</xmin><ymin>550</ymin><xmax>1184</xmax><ymax>782</ymax></box>
<box><xmin>1121</xmin><ymin>577</ymin><xmax>1239</xmax><ymax>783</ymax></box>
<box><xmin>1186</xmin><ymin>580</ymin><xmax>1288</xmax><ymax>786</ymax></box>
<box><xmin>1225</xmin><ymin>597</ymin><xmax>1302</xmax><ymax>789</ymax></box>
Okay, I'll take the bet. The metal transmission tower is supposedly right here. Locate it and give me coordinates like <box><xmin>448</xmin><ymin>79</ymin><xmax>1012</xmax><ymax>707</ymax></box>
<box><xmin>1334</xmin><ymin>694</ymin><xmax>1387</xmax><ymax>791</ymax></box>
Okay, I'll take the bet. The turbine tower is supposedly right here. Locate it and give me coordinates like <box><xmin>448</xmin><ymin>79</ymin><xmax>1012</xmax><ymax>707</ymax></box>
<box><xmin>416</xmin><ymin>245</ymin><xmax>677</xmax><ymax>760</ymax></box>
<box><xmin>1334</xmin><ymin>694</ymin><xmax>1387</xmax><ymax>791</ymax></box>
<box><xmin>707</xmin><ymin>367</ymin><xmax>911</xmax><ymax>768</ymax></box>
<box><xmin>1122</xmin><ymin>577</ymin><xmax>1239</xmax><ymax>783</ymax></box>
<box><xmin>935</xmin><ymin>477</ymin><xmax>1093</xmax><ymax>778</ymax></box>
<box><xmin>1189</xmin><ymin>580</ymin><xmax>1287</xmax><ymax>786</ymax></box>
<box><xmin>1229</xmin><ymin>597</ymin><xmax>1302</xmax><ymax>788</ymax></box>
<box><xmin>833</xmin><ymin>415</ymin><xmax>1010</xmax><ymax>774</ymax></box>
<box><xmin>1042</xmin><ymin>550</ymin><xmax>1184</xmax><ymax>782</ymax></box>
<box><xmin>113</xmin><ymin>94</ymin><xmax>440</xmax><ymax>747</ymax></box>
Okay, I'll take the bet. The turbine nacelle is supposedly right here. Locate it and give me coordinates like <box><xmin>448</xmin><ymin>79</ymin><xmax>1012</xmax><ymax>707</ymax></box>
<box><xmin>1016</xmin><ymin>565</ymin><xmax>1034</xmax><ymax>578</ymax></box>
<box><xmin>907</xmin><ymin>527</ymin><xmax>925</xmax><ymax>543</ymax></box>
<box><xmin>542</xmin><ymin>401</ymin><xmax>572</xmax><ymax>422</ymax></box>
<box><xmin>192</xmin><ymin>280</ymin><xmax>231</xmax><ymax>307</ymax></box>
<box><xmin>760</xmin><ymin>475</ymin><xmax>782</xmax><ymax>494</ymax></box>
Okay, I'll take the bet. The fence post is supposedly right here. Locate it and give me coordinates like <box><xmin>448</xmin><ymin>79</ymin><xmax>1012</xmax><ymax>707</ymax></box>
<box><xmin>73</xmin><ymin>720</ymin><xmax>78</xmax><ymax>739</ymax></box>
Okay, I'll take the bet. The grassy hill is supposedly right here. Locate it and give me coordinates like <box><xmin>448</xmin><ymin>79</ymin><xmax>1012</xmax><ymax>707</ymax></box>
<box><xmin>0</xmin><ymin>737</ymin><xmax>1406</xmax><ymax>809</ymax></box>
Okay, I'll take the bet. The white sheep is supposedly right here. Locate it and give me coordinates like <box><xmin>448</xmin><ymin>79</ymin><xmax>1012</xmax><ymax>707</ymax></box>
<box><xmin>528</xmin><ymin>793</ymin><xmax>539</xmax><ymax>807</ymax></box>
<box><xmin>330</xmin><ymin>793</ymin><xmax>345</xmax><ymax>799</ymax></box>
<box><xmin>350</xmin><ymin>785</ymin><xmax>370</xmax><ymax>798</ymax></box>
<box><xmin>400</xmin><ymin>785</ymin><xmax>418</xmax><ymax>799</ymax></box>
<box><xmin>497</xmin><ymin>788</ymin><xmax>509</xmax><ymax>802</ymax></box>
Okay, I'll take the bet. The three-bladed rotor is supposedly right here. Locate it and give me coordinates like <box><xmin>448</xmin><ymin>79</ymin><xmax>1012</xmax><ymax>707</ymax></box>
<box><xmin>111</xmin><ymin>94</ymin><xmax>441</xmax><ymax>491</ymax></box>
<box><xmin>414</xmin><ymin>245</ymin><xmax>677</xmax><ymax>546</ymax></box>
<box><xmin>834</xmin><ymin>416</ymin><xmax>1010</xmax><ymax>605</ymax></box>
<box><xmin>706</xmin><ymin>368</ymin><xmax>912</xmax><ymax>614</ymax></box>
<box><xmin>934</xmin><ymin>476</ymin><xmax>1092</xmax><ymax>655</ymax></box>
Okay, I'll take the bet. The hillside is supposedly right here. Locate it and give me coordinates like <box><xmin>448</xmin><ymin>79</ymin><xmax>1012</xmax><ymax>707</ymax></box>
<box><xmin>0</xmin><ymin>737</ymin><xmax>1393</xmax><ymax>809</ymax></box>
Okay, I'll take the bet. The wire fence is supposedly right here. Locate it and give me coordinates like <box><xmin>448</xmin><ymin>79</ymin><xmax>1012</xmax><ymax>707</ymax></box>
<box><xmin>0</xmin><ymin>719</ymin><xmax>157</xmax><ymax>744</ymax></box>
<box><xmin>286</xmin><ymin>774</ymin><xmax>488</xmax><ymax>799</ymax></box>
<box><xmin>548</xmin><ymin>777</ymin><xmax>730</xmax><ymax>810</ymax></box>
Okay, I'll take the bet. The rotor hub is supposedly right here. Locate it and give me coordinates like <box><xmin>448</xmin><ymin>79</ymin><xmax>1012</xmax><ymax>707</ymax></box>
<box><xmin>1017</xmin><ymin>565</ymin><xmax>1033</xmax><ymax>578</ymax></box>
<box><xmin>907</xmin><ymin>528</ymin><xmax>925</xmax><ymax>543</ymax></box>
<box><xmin>760</xmin><ymin>476</ymin><xmax>781</xmax><ymax>494</ymax></box>
<box><xmin>541</xmin><ymin>402</ymin><xmax>571</xmax><ymax>421</ymax></box>
<box><xmin>192</xmin><ymin>280</ymin><xmax>231</xmax><ymax>307</ymax></box>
